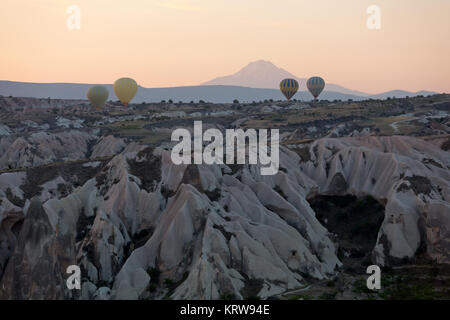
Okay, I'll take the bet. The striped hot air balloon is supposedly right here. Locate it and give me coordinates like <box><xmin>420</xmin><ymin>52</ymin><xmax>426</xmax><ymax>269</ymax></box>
<box><xmin>279</xmin><ymin>78</ymin><xmax>299</xmax><ymax>101</ymax></box>
<box><xmin>306</xmin><ymin>77</ymin><xmax>325</xmax><ymax>100</ymax></box>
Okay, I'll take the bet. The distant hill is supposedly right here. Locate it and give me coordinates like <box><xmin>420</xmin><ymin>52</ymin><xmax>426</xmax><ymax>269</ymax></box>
<box><xmin>368</xmin><ymin>90</ymin><xmax>437</xmax><ymax>99</ymax></box>
<box><xmin>202</xmin><ymin>60</ymin><xmax>370</xmax><ymax>97</ymax></box>
<box><xmin>0</xmin><ymin>80</ymin><xmax>436</xmax><ymax>104</ymax></box>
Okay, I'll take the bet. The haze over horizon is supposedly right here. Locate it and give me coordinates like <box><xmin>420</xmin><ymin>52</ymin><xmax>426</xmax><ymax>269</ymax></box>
<box><xmin>1</xmin><ymin>0</ymin><xmax>449</xmax><ymax>94</ymax></box>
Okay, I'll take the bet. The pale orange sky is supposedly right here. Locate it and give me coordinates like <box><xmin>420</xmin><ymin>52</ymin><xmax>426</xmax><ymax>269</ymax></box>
<box><xmin>1</xmin><ymin>0</ymin><xmax>449</xmax><ymax>93</ymax></box>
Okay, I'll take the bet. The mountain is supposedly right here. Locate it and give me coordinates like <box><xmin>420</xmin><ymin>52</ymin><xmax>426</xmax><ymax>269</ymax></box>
<box><xmin>202</xmin><ymin>60</ymin><xmax>370</xmax><ymax>97</ymax></box>
<box><xmin>0</xmin><ymin>80</ymin><xmax>437</xmax><ymax>104</ymax></box>
<box><xmin>202</xmin><ymin>60</ymin><xmax>295</xmax><ymax>89</ymax></box>
<box><xmin>0</xmin><ymin>80</ymin><xmax>364</xmax><ymax>103</ymax></box>
<box><xmin>368</xmin><ymin>90</ymin><xmax>437</xmax><ymax>100</ymax></box>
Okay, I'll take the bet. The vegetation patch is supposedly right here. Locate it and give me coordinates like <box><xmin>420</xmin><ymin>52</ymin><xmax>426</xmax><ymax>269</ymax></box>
<box><xmin>292</xmin><ymin>146</ymin><xmax>311</xmax><ymax>162</ymax></box>
<box><xmin>57</xmin><ymin>183</ymin><xmax>71</xmax><ymax>198</ymax></box>
<box><xmin>227</xmin><ymin>164</ymin><xmax>244</xmax><ymax>175</ymax></box>
<box><xmin>213</xmin><ymin>224</ymin><xmax>234</xmax><ymax>241</ymax></box>
<box><xmin>318</xmin><ymin>290</ymin><xmax>339</xmax><ymax>300</ymax></box>
<box><xmin>274</xmin><ymin>185</ymin><xmax>288</xmax><ymax>200</ymax></box>
<box><xmin>397</xmin><ymin>175</ymin><xmax>433</xmax><ymax>195</ymax></box>
<box><xmin>308</xmin><ymin>195</ymin><xmax>385</xmax><ymax>271</ymax></box>
<box><xmin>161</xmin><ymin>185</ymin><xmax>176</xmax><ymax>199</ymax></box>
<box><xmin>5</xmin><ymin>187</ymin><xmax>25</xmax><ymax>207</ymax></box>
<box><xmin>163</xmin><ymin>271</ymin><xmax>190</xmax><ymax>297</ymax></box>
<box><xmin>132</xmin><ymin>228</ymin><xmax>154</xmax><ymax>249</ymax></box>
<box><xmin>240</xmin><ymin>277</ymin><xmax>264</xmax><ymax>300</ymax></box>
<box><xmin>378</xmin><ymin>266</ymin><xmax>450</xmax><ymax>300</ymax></box>
<box><xmin>76</xmin><ymin>210</ymin><xmax>95</xmax><ymax>242</ymax></box>
<box><xmin>127</xmin><ymin>147</ymin><xmax>161</xmax><ymax>193</ymax></box>
<box><xmin>422</xmin><ymin>158</ymin><xmax>443</xmax><ymax>169</ymax></box>
<box><xmin>147</xmin><ymin>267</ymin><xmax>161</xmax><ymax>284</ymax></box>
<box><xmin>205</xmin><ymin>188</ymin><xmax>221</xmax><ymax>202</ymax></box>
<box><xmin>220</xmin><ymin>292</ymin><xmax>237</xmax><ymax>300</ymax></box>
<box><xmin>441</xmin><ymin>137</ymin><xmax>450</xmax><ymax>151</ymax></box>
<box><xmin>21</xmin><ymin>161</ymin><xmax>106</xmax><ymax>199</ymax></box>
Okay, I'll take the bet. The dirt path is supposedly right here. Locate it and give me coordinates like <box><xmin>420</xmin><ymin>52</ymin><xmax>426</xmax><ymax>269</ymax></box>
<box><xmin>390</xmin><ymin>117</ymin><xmax>418</xmax><ymax>133</ymax></box>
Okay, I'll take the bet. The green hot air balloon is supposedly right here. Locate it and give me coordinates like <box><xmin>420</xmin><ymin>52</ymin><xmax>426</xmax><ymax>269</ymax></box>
<box><xmin>87</xmin><ymin>86</ymin><xmax>109</xmax><ymax>110</ymax></box>
<box><xmin>113</xmin><ymin>77</ymin><xmax>138</xmax><ymax>107</ymax></box>
<box><xmin>307</xmin><ymin>77</ymin><xmax>325</xmax><ymax>100</ymax></box>
<box><xmin>280</xmin><ymin>78</ymin><xmax>299</xmax><ymax>101</ymax></box>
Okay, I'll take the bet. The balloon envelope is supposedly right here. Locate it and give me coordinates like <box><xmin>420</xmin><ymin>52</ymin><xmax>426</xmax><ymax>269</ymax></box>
<box><xmin>307</xmin><ymin>77</ymin><xmax>325</xmax><ymax>99</ymax></box>
<box><xmin>113</xmin><ymin>77</ymin><xmax>138</xmax><ymax>107</ymax></box>
<box><xmin>279</xmin><ymin>78</ymin><xmax>299</xmax><ymax>100</ymax></box>
<box><xmin>87</xmin><ymin>86</ymin><xmax>109</xmax><ymax>110</ymax></box>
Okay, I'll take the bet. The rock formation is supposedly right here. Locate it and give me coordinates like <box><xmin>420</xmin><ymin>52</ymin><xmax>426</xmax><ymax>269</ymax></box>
<box><xmin>0</xmin><ymin>135</ymin><xmax>448</xmax><ymax>300</ymax></box>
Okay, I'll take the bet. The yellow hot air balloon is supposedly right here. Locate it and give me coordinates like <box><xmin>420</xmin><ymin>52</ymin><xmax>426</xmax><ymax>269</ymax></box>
<box><xmin>307</xmin><ymin>77</ymin><xmax>325</xmax><ymax>100</ymax></box>
<box><xmin>87</xmin><ymin>86</ymin><xmax>109</xmax><ymax>110</ymax></box>
<box><xmin>113</xmin><ymin>77</ymin><xmax>138</xmax><ymax>107</ymax></box>
<box><xmin>280</xmin><ymin>79</ymin><xmax>299</xmax><ymax>101</ymax></box>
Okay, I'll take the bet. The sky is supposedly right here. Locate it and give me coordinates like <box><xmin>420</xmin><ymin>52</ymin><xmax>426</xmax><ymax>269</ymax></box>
<box><xmin>1</xmin><ymin>0</ymin><xmax>449</xmax><ymax>94</ymax></box>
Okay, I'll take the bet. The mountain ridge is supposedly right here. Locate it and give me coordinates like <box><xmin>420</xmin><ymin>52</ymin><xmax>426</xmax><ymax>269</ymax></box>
<box><xmin>0</xmin><ymin>79</ymin><xmax>437</xmax><ymax>103</ymax></box>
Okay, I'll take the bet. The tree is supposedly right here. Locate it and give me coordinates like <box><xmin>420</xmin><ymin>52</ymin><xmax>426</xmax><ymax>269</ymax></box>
<box><xmin>233</xmin><ymin>99</ymin><xmax>239</xmax><ymax>104</ymax></box>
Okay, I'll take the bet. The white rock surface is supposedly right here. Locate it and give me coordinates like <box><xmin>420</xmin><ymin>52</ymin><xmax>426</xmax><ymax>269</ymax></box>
<box><xmin>0</xmin><ymin>124</ymin><xmax>12</xmax><ymax>136</ymax></box>
<box><xmin>0</xmin><ymin>134</ymin><xmax>448</xmax><ymax>300</ymax></box>
<box><xmin>299</xmin><ymin>135</ymin><xmax>450</xmax><ymax>264</ymax></box>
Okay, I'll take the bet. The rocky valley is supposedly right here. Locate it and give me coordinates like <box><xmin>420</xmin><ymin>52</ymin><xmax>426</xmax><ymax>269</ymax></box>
<box><xmin>0</xmin><ymin>94</ymin><xmax>449</xmax><ymax>300</ymax></box>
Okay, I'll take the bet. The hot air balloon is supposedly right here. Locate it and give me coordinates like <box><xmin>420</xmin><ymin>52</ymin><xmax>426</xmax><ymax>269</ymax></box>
<box><xmin>87</xmin><ymin>86</ymin><xmax>109</xmax><ymax>110</ymax></box>
<box><xmin>306</xmin><ymin>77</ymin><xmax>325</xmax><ymax>100</ymax></box>
<box><xmin>113</xmin><ymin>77</ymin><xmax>138</xmax><ymax>107</ymax></box>
<box><xmin>279</xmin><ymin>78</ymin><xmax>299</xmax><ymax>101</ymax></box>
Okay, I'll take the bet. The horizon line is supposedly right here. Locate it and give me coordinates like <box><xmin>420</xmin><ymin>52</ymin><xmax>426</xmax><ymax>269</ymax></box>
<box><xmin>0</xmin><ymin>79</ymin><xmax>443</xmax><ymax>97</ymax></box>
